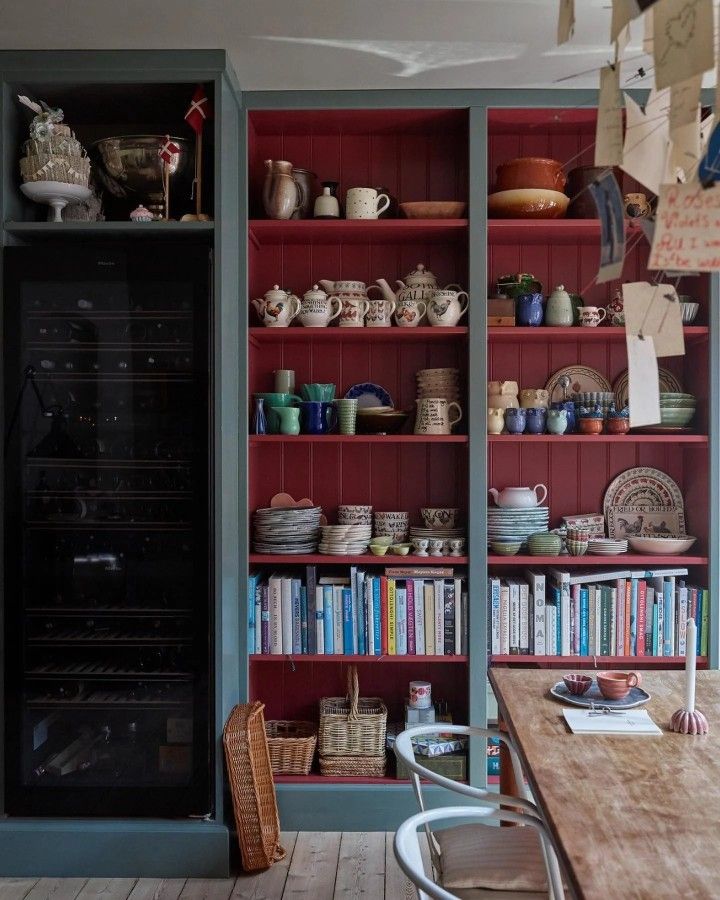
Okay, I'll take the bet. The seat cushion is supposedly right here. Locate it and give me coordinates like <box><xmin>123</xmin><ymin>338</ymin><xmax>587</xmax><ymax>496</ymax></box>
<box><xmin>435</xmin><ymin>823</ymin><xmax>549</xmax><ymax>892</ymax></box>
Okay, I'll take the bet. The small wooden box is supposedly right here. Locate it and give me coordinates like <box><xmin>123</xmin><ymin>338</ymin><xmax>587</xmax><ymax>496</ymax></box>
<box><xmin>395</xmin><ymin>751</ymin><xmax>467</xmax><ymax>782</ymax></box>
<box><xmin>487</xmin><ymin>297</ymin><xmax>515</xmax><ymax>327</ymax></box>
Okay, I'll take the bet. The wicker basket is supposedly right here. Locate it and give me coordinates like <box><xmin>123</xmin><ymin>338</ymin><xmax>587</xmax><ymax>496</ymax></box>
<box><xmin>319</xmin><ymin>665</ymin><xmax>387</xmax><ymax>757</ymax></box>
<box><xmin>265</xmin><ymin>720</ymin><xmax>317</xmax><ymax>775</ymax></box>
<box><xmin>319</xmin><ymin>753</ymin><xmax>387</xmax><ymax>778</ymax></box>
<box><xmin>223</xmin><ymin>702</ymin><xmax>286</xmax><ymax>871</ymax></box>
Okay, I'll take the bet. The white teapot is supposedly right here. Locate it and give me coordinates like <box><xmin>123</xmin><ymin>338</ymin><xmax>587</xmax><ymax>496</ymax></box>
<box><xmin>488</xmin><ymin>484</ymin><xmax>548</xmax><ymax>508</ymax></box>
<box><xmin>252</xmin><ymin>285</ymin><xmax>301</xmax><ymax>327</ymax></box>
<box><xmin>299</xmin><ymin>284</ymin><xmax>342</xmax><ymax>327</ymax></box>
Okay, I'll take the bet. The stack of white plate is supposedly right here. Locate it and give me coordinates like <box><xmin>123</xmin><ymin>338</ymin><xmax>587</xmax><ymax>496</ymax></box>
<box><xmin>253</xmin><ymin>505</ymin><xmax>322</xmax><ymax>554</ymax></box>
<box><xmin>487</xmin><ymin>506</ymin><xmax>549</xmax><ymax>547</ymax></box>
<box><xmin>318</xmin><ymin>523</ymin><xmax>373</xmax><ymax>556</ymax></box>
<box><xmin>587</xmin><ymin>538</ymin><xmax>628</xmax><ymax>556</ymax></box>
<box><xmin>416</xmin><ymin>367</ymin><xmax>460</xmax><ymax>402</ymax></box>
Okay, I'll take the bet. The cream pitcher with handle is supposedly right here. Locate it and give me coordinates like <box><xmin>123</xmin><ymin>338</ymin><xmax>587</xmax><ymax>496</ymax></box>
<box><xmin>263</xmin><ymin>160</ymin><xmax>303</xmax><ymax>220</ymax></box>
<box><xmin>427</xmin><ymin>288</ymin><xmax>469</xmax><ymax>326</ymax></box>
<box><xmin>488</xmin><ymin>485</ymin><xmax>548</xmax><ymax>508</ymax></box>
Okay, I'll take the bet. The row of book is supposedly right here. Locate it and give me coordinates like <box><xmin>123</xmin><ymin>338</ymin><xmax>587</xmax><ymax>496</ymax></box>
<box><xmin>488</xmin><ymin>566</ymin><xmax>709</xmax><ymax>657</ymax></box>
<box><xmin>249</xmin><ymin>565</ymin><xmax>467</xmax><ymax>656</ymax></box>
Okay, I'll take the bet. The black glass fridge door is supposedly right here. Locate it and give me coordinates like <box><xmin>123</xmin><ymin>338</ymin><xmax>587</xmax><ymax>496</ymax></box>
<box><xmin>3</xmin><ymin>244</ymin><xmax>212</xmax><ymax>817</ymax></box>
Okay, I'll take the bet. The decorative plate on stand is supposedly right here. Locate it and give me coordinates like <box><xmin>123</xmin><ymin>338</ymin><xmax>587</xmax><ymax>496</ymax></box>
<box><xmin>544</xmin><ymin>365</ymin><xmax>612</xmax><ymax>403</ymax></box>
<box><xmin>603</xmin><ymin>466</ymin><xmax>686</xmax><ymax>539</ymax></box>
<box><xmin>613</xmin><ymin>367</ymin><xmax>683</xmax><ymax>410</ymax></box>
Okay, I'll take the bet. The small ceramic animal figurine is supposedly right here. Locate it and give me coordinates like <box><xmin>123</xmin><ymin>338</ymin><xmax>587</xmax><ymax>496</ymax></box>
<box><xmin>487</xmin><ymin>408</ymin><xmax>505</xmax><ymax>434</ymax></box>
<box><xmin>504</xmin><ymin>407</ymin><xmax>526</xmax><ymax>434</ymax></box>
<box><xmin>516</xmin><ymin>292</ymin><xmax>544</xmax><ymax>327</ymax></box>
<box><xmin>624</xmin><ymin>192</ymin><xmax>651</xmax><ymax>218</ymax></box>
<box><xmin>524</xmin><ymin>407</ymin><xmax>547</xmax><ymax>434</ymax></box>
<box><xmin>546</xmin><ymin>408</ymin><xmax>568</xmax><ymax>435</ymax></box>
<box><xmin>606</xmin><ymin>288</ymin><xmax>625</xmax><ymax>325</ymax></box>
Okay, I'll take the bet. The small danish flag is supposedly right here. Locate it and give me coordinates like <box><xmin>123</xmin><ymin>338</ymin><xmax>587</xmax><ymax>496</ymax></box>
<box><xmin>185</xmin><ymin>85</ymin><xmax>212</xmax><ymax>134</ymax></box>
<box><xmin>158</xmin><ymin>136</ymin><xmax>181</xmax><ymax>164</ymax></box>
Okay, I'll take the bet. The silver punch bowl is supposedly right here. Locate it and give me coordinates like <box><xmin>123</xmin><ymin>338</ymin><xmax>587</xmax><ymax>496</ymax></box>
<box><xmin>92</xmin><ymin>135</ymin><xmax>192</xmax><ymax>217</ymax></box>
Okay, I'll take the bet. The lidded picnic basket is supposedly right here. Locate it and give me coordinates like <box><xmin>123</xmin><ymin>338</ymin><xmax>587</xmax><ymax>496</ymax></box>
<box><xmin>265</xmin><ymin>720</ymin><xmax>317</xmax><ymax>775</ymax></box>
<box><xmin>223</xmin><ymin>701</ymin><xmax>286</xmax><ymax>871</ymax></box>
<box><xmin>319</xmin><ymin>666</ymin><xmax>387</xmax><ymax>776</ymax></box>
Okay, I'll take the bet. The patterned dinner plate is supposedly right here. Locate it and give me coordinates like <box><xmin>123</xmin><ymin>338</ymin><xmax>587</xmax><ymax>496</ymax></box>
<box><xmin>345</xmin><ymin>382</ymin><xmax>393</xmax><ymax>409</ymax></box>
<box><xmin>612</xmin><ymin>366</ymin><xmax>683</xmax><ymax>410</ymax></box>
<box><xmin>551</xmin><ymin>681</ymin><xmax>651</xmax><ymax>709</ymax></box>
<box><xmin>544</xmin><ymin>365</ymin><xmax>612</xmax><ymax>404</ymax></box>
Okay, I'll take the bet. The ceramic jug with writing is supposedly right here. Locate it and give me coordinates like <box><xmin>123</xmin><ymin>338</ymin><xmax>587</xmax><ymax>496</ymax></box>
<box><xmin>427</xmin><ymin>289</ymin><xmax>469</xmax><ymax>326</ymax></box>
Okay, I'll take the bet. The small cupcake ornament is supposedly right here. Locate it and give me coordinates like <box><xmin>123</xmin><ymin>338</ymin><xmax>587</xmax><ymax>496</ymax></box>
<box><xmin>130</xmin><ymin>204</ymin><xmax>153</xmax><ymax>223</ymax></box>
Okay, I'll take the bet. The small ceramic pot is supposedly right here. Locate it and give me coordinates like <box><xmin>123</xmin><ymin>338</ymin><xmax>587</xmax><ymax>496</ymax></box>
<box><xmin>596</xmin><ymin>671</ymin><xmax>641</xmax><ymax>701</ymax></box>
<box><xmin>395</xmin><ymin>299</ymin><xmax>427</xmax><ymax>327</ymax></box>
<box><xmin>428</xmin><ymin>539</ymin><xmax>445</xmax><ymax>557</ymax></box>
<box><xmin>421</xmin><ymin>507</ymin><xmax>459</xmax><ymax>529</ymax></box>
<box><xmin>516</xmin><ymin>292</ymin><xmax>544</xmax><ymax>327</ymax></box>
<box><xmin>545</xmin><ymin>284</ymin><xmax>575</xmax><ymax>327</ymax></box>
<box><xmin>413</xmin><ymin>538</ymin><xmax>429</xmax><ymax>557</ymax></box>
<box><xmin>578</xmin><ymin>417</ymin><xmax>603</xmax><ymax>435</ymax></box>
<box><xmin>606</xmin><ymin>417</ymin><xmax>630</xmax><ymax>435</ymax></box>
<box><xmin>563</xmin><ymin>674</ymin><xmax>592</xmax><ymax>696</ymax></box>
<box><xmin>495</xmin><ymin>157</ymin><xmax>567</xmax><ymax>193</ymax></box>
<box><xmin>488</xmin><ymin>380</ymin><xmax>520</xmax><ymax>410</ymax></box>
<box><xmin>606</xmin><ymin>289</ymin><xmax>624</xmax><ymax>326</ymax></box>
<box><xmin>524</xmin><ymin>407</ymin><xmax>546</xmax><ymax>434</ymax></box>
<box><xmin>504</xmin><ymin>407</ymin><xmax>526</xmax><ymax>435</ymax></box>
<box><xmin>567</xmin><ymin>538</ymin><xmax>589</xmax><ymax>557</ymax></box>
<box><xmin>624</xmin><ymin>192</ymin><xmax>651</xmax><ymax>218</ymax></box>
<box><xmin>449</xmin><ymin>538</ymin><xmax>465</xmax><ymax>557</ymax></box>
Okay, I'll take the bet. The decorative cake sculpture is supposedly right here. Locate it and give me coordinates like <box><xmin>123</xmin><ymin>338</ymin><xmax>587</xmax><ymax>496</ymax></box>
<box><xmin>18</xmin><ymin>96</ymin><xmax>90</xmax><ymax>188</ymax></box>
<box><xmin>17</xmin><ymin>96</ymin><xmax>92</xmax><ymax>221</ymax></box>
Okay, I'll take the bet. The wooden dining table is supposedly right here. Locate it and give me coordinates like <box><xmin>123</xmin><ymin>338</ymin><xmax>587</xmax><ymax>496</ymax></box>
<box><xmin>488</xmin><ymin>668</ymin><xmax>720</xmax><ymax>900</ymax></box>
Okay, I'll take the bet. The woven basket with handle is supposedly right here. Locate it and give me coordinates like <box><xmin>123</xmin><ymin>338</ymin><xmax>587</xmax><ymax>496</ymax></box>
<box><xmin>319</xmin><ymin>665</ymin><xmax>387</xmax><ymax>757</ymax></box>
<box><xmin>223</xmin><ymin>701</ymin><xmax>286</xmax><ymax>871</ymax></box>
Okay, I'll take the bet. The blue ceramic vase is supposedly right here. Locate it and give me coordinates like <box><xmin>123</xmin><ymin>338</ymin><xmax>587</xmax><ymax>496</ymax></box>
<box><xmin>524</xmin><ymin>407</ymin><xmax>547</xmax><ymax>434</ymax></box>
<box><xmin>516</xmin><ymin>292</ymin><xmax>544</xmax><ymax>327</ymax></box>
<box><xmin>504</xmin><ymin>408</ymin><xmax>526</xmax><ymax>434</ymax></box>
<box><xmin>253</xmin><ymin>397</ymin><xmax>267</xmax><ymax>435</ymax></box>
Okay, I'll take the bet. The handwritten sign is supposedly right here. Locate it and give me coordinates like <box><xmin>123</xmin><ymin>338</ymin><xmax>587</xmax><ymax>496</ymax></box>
<box><xmin>649</xmin><ymin>183</ymin><xmax>720</xmax><ymax>271</ymax></box>
<box><xmin>594</xmin><ymin>65</ymin><xmax>624</xmax><ymax>167</ymax></box>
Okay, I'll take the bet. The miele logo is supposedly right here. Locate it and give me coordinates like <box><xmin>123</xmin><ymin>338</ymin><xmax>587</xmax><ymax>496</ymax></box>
<box><xmin>97</xmin><ymin>260</ymin><xmax>116</xmax><ymax>267</ymax></box>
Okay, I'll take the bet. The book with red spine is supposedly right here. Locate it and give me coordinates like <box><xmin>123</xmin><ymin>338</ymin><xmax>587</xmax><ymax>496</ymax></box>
<box><xmin>636</xmin><ymin>579</ymin><xmax>646</xmax><ymax>657</ymax></box>
<box><xmin>380</xmin><ymin>576</ymin><xmax>388</xmax><ymax>655</ymax></box>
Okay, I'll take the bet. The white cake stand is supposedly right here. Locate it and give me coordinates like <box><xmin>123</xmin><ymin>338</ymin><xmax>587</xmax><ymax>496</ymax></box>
<box><xmin>20</xmin><ymin>181</ymin><xmax>92</xmax><ymax>222</ymax></box>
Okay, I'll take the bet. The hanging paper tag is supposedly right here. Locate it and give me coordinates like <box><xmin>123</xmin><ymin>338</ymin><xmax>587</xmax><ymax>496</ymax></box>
<box><xmin>557</xmin><ymin>0</ymin><xmax>575</xmax><ymax>44</ymax></box>
<box><xmin>594</xmin><ymin>66</ymin><xmax>624</xmax><ymax>167</ymax></box>
<box><xmin>626</xmin><ymin>334</ymin><xmax>661</xmax><ymax>427</ymax></box>
<box><xmin>653</xmin><ymin>0</ymin><xmax>714</xmax><ymax>91</ymax></box>
<box><xmin>589</xmin><ymin>170</ymin><xmax>626</xmax><ymax>283</ymax></box>
<box><xmin>623</xmin><ymin>281</ymin><xmax>685</xmax><ymax>357</ymax></box>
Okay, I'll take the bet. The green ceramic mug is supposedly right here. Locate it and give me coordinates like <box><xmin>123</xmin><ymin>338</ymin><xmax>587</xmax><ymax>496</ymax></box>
<box><xmin>300</xmin><ymin>383</ymin><xmax>336</xmax><ymax>402</ymax></box>
<box><xmin>271</xmin><ymin>406</ymin><xmax>301</xmax><ymax>435</ymax></box>
<box><xmin>254</xmin><ymin>392</ymin><xmax>301</xmax><ymax>433</ymax></box>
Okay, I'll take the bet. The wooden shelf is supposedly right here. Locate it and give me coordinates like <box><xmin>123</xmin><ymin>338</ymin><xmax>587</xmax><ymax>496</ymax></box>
<box><xmin>250</xmin><ymin>654</ymin><xmax>467</xmax><ymax>663</ymax></box>
<box><xmin>250</xmin><ymin>434</ymin><xmax>468</xmax><ymax>444</ymax></box>
<box><xmin>487</xmin><ymin>326</ymin><xmax>708</xmax><ymax>342</ymax></box>
<box><xmin>488</xmin><ymin>434</ymin><xmax>708</xmax><ymax>444</ymax></box>
<box><xmin>275</xmin><ymin>775</ymin><xmax>403</xmax><ymax>785</ymax></box>
<box><xmin>4</xmin><ymin>221</ymin><xmax>214</xmax><ymax>238</ymax></box>
<box><xmin>249</xmin><ymin>554</ymin><xmax>467</xmax><ymax>565</ymax></box>
<box><xmin>487</xmin><ymin>219</ymin><xmax>642</xmax><ymax>245</ymax></box>
<box><xmin>249</xmin><ymin>218</ymin><xmax>468</xmax><ymax>245</ymax></box>
<box><xmin>491</xmin><ymin>654</ymin><xmax>709</xmax><ymax>667</ymax></box>
<box><xmin>249</xmin><ymin>326</ymin><xmax>468</xmax><ymax>344</ymax></box>
<box><xmin>488</xmin><ymin>555</ymin><xmax>708</xmax><ymax>566</ymax></box>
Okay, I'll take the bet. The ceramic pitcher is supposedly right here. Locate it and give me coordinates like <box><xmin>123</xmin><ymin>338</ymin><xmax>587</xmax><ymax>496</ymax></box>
<box><xmin>427</xmin><ymin>289</ymin><xmax>469</xmax><ymax>326</ymax></box>
<box><xmin>487</xmin><ymin>380</ymin><xmax>519</xmax><ymax>410</ymax></box>
<box><xmin>299</xmin><ymin>285</ymin><xmax>342</xmax><ymax>327</ymax></box>
<box><xmin>487</xmin><ymin>407</ymin><xmax>505</xmax><ymax>434</ymax></box>
<box><xmin>414</xmin><ymin>398</ymin><xmax>462</xmax><ymax>435</ymax></box>
<box><xmin>365</xmin><ymin>289</ymin><xmax>396</xmax><ymax>327</ymax></box>
<box><xmin>263</xmin><ymin>160</ymin><xmax>303</xmax><ymax>220</ymax></box>
<box><xmin>395</xmin><ymin>298</ymin><xmax>426</xmax><ymax>327</ymax></box>
<box><xmin>338</xmin><ymin>295</ymin><xmax>370</xmax><ymax>327</ymax></box>
<box><xmin>252</xmin><ymin>286</ymin><xmax>301</xmax><ymax>327</ymax></box>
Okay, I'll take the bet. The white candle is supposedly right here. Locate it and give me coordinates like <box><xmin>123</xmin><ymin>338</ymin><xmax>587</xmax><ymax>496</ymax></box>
<box><xmin>686</xmin><ymin>618</ymin><xmax>697</xmax><ymax>713</ymax></box>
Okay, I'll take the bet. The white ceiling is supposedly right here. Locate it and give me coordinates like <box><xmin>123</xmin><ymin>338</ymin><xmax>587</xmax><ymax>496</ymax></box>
<box><xmin>0</xmin><ymin>0</ymin><xmax>655</xmax><ymax>91</ymax></box>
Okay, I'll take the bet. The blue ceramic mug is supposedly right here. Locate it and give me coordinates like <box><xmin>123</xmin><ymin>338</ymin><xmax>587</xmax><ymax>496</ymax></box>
<box><xmin>300</xmin><ymin>400</ymin><xmax>337</xmax><ymax>435</ymax></box>
<box><xmin>516</xmin><ymin>292</ymin><xmax>544</xmax><ymax>327</ymax></box>
<box><xmin>504</xmin><ymin>407</ymin><xmax>526</xmax><ymax>435</ymax></box>
<box><xmin>524</xmin><ymin>407</ymin><xmax>546</xmax><ymax>434</ymax></box>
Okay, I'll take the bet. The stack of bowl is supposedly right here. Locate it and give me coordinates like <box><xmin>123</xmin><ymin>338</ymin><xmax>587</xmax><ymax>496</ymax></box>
<box><xmin>488</xmin><ymin>156</ymin><xmax>569</xmax><ymax>219</ymax></box>
<box><xmin>659</xmin><ymin>392</ymin><xmax>696</xmax><ymax>428</ymax></box>
<box><xmin>374</xmin><ymin>510</ymin><xmax>409</xmax><ymax>543</ymax></box>
<box><xmin>416</xmin><ymin>368</ymin><xmax>460</xmax><ymax>403</ymax></box>
<box><xmin>679</xmin><ymin>296</ymin><xmax>700</xmax><ymax>324</ymax></box>
<box><xmin>574</xmin><ymin>391</ymin><xmax>615</xmax><ymax>419</ymax></box>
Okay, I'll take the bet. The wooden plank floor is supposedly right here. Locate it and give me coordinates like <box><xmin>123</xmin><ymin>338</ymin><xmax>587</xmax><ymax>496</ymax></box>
<box><xmin>0</xmin><ymin>833</ymin><xmax>427</xmax><ymax>900</ymax></box>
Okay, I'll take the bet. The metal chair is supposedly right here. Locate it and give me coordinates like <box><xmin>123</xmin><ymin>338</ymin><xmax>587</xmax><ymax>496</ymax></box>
<box><xmin>394</xmin><ymin>724</ymin><xmax>563</xmax><ymax>899</ymax></box>
<box><xmin>394</xmin><ymin>806</ymin><xmax>564</xmax><ymax>900</ymax></box>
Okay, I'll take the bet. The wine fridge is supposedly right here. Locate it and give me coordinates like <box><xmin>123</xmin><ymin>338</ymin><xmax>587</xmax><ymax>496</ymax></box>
<box><xmin>3</xmin><ymin>244</ymin><xmax>213</xmax><ymax>817</ymax></box>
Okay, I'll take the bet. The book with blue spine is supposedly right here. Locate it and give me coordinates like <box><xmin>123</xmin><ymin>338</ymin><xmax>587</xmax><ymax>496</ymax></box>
<box><xmin>696</xmin><ymin>588</ymin><xmax>704</xmax><ymax>653</ymax></box>
<box><xmin>342</xmin><ymin>588</ymin><xmax>353</xmax><ymax>655</ymax></box>
<box><xmin>356</xmin><ymin>569</ymin><xmax>366</xmax><ymax>655</ymax></box>
<box><xmin>579</xmin><ymin>587</ymin><xmax>589</xmax><ymax>656</ymax></box>
<box><xmin>350</xmin><ymin>566</ymin><xmax>359</xmax><ymax>654</ymax></box>
<box><xmin>261</xmin><ymin>584</ymin><xmax>270</xmax><ymax>655</ymax></box>
<box><xmin>291</xmin><ymin>578</ymin><xmax>302</xmax><ymax>654</ymax></box>
<box><xmin>315</xmin><ymin>586</ymin><xmax>325</xmax><ymax>655</ymax></box>
<box><xmin>365</xmin><ymin>576</ymin><xmax>374</xmax><ymax>656</ymax></box>
<box><xmin>373</xmin><ymin>577</ymin><xmax>382</xmax><ymax>655</ymax></box>
<box><xmin>323</xmin><ymin>585</ymin><xmax>334</xmax><ymax>654</ymax></box>
<box><xmin>652</xmin><ymin>601</ymin><xmax>659</xmax><ymax>656</ymax></box>
<box><xmin>300</xmin><ymin>586</ymin><xmax>308</xmax><ymax>655</ymax></box>
<box><xmin>396</xmin><ymin>586</ymin><xmax>408</xmax><ymax>655</ymax></box>
<box><xmin>248</xmin><ymin>571</ymin><xmax>262</xmax><ymax>655</ymax></box>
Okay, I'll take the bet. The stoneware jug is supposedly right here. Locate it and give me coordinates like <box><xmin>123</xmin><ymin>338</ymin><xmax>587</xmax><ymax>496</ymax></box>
<box><xmin>488</xmin><ymin>484</ymin><xmax>548</xmax><ymax>508</ymax></box>
<box><xmin>516</xmin><ymin>292</ymin><xmax>544</xmax><ymax>327</ymax></box>
<box><xmin>579</xmin><ymin>306</ymin><xmax>607</xmax><ymax>327</ymax></box>
<box><xmin>299</xmin><ymin>285</ymin><xmax>342</xmax><ymax>327</ymax></box>
<box><xmin>520</xmin><ymin>388</ymin><xmax>549</xmax><ymax>409</ymax></box>
<box><xmin>414</xmin><ymin>398</ymin><xmax>462</xmax><ymax>435</ymax></box>
<box><xmin>427</xmin><ymin>289</ymin><xmax>469</xmax><ymax>326</ymax></box>
<box><xmin>395</xmin><ymin>298</ymin><xmax>427</xmax><ymax>327</ymax></box>
<box><xmin>487</xmin><ymin>380</ymin><xmax>519</xmax><ymax>410</ymax></box>
<box><xmin>263</xmin><ymin>160</ymin><xmax>303</xmax><ymax>220</ymax></box>
<box><xmin>252</xmin><ymin>286</ymin><xmax>301</xmax><ymax>327</ymax></box>
<box><xmin>272</xmin><ymin>406</ymin><xmax>301</xmax><ymax>435</ymax></box>
<box><xmin>545</xmin><ymin>284</ymin><xmax>575</xmax><ymax>327</ymax></box>
<box><xmin>338</xmin><ymin>295</ymin><xmax>370</xmax><ymax>327</ymax></box>
<box><xmin>299</xmin><ymin>400</ymin><xmax>337</xmax><ymax>435</ymax></box>
<box><xmin>546</xmin><ymin>408</ymin><xmax>568</xmax><ymax>435</ymax></box>
<box><xmin>504</xmin><ymin>407</ymin><xmax>526</xmax><ymax>434</ymax></box>
<box><xmin>487</xmin><ymin>407</ymin><xmax>505</xmax><ymax>434</ymax></box>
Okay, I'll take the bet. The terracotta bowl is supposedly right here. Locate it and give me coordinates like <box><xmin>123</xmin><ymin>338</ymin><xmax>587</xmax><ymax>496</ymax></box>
<box><xmin>400</xmin><ymin>201</ymin><xmax>467</xmax><ymax>219</ymax></box>
<box><xmin>563</xmin><ymin>674</ymin><xmax>592</xmax><ymax>696</ymax></box>
<box><xmin>578</xmin><ymin>418</ymin><xmax>604</xmax><ymax>435</ymax></box>
<box><xmin>488</xmin><ymin>189</ymin><xmax>569</xmax><ymax>220</ymax></box>
<box><xmin>495</xmin><ymin>157</ymin><xmax>567</xmax><ymax>193</ymax></box>
<box><xmin>596</xmin><ymin>671</ymin><xmax>641</xmax><ymax>701</ymax></box>
<box><xmin>606</xmin><ymin>418</ymin><xmax>630</xmax><ymax>435</ymax></box>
